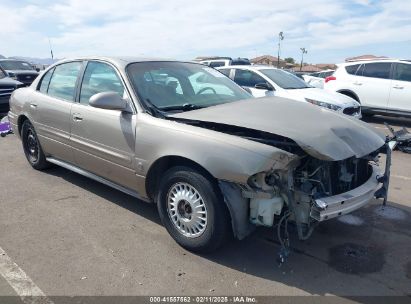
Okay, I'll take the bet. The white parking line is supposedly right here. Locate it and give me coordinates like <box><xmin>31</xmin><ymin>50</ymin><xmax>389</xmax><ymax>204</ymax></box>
<box><xmin>0</xmin><ymin>246</ymin><xmax>53</xmax><ymax>304</ymax></box>
<box><xmin>392</xmin><ymin>174</ymin><xmax>411</xmax><ymax>181</ymax></box>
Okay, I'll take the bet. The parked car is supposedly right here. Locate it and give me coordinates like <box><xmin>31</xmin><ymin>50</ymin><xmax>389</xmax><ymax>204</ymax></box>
<box><xmin>9</xmin><ymin>57</ymin><xmax>391</xmax><ymax>253</ymax></box>
<box><xmin>0</xmin><ymin>59</ymin><xmax>39</xmax><ymax>86</ymax></box>
<box><xmin>324</xmin><ymin>59</ymin><xmax>411</xmax><ymax>118</ymax></box>
<box><xmin>200</xmin><ymin>57</ymin><xmax>251</xmax><ymax>68</ymax></box>
<box><xmin>218</xmin><ymin>65</ymin><xmax>361</xmax><ymax>118</ymax></box>
<box><xmin>302</xmin><ymin>69</ymin><xmax>334</xmax><ymax>88</ymax></box>
<box><xmin>0</xmin><ymin>66</ymin><xmax>24</xmax><ymax>115</ymax></box>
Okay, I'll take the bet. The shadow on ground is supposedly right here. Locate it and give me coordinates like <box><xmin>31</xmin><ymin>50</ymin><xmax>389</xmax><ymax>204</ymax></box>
<box><xmin>46</xmin><ymin>165</ymin><xmax>411</xmax><ymax>298</ymax></box>
<box><xmin>362</xmin><ymin>115</ymin><xmax>411</xmax><ymax>128</ymax></box>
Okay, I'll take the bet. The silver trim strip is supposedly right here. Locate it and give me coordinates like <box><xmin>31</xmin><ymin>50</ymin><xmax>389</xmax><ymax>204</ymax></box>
<box><xmin>46</xmin><ymin>157</ymin><xmax>150</xmax><ymax>202</ymax></box>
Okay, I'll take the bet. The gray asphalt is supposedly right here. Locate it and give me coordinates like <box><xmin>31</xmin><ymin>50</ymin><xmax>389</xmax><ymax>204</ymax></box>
<box><xmin>0</xmin><ymin>115</ymin><xmax>410</xmax><ymax>300</ymax></box>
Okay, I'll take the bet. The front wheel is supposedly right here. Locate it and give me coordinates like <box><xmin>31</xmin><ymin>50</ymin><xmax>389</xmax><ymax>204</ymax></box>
<box><xmin>157</xmin><ymin>166</ymin><xmax>231</xmax><ymax>253</ymax></box>
<box><xmin>21</xmin><ymin>120</ymin><xmax>51</xmax><ymax>170</ymax></box>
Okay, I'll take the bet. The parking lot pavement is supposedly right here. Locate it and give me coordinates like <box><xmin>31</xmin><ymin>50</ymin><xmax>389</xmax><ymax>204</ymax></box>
<box><xmin>0</xmin><ymin>118</ymin><xmax>411</xmax><ymax>301</ymax></box>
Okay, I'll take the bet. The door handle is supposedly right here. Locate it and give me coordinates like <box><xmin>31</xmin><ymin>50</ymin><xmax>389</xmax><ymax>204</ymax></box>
<box><xmin>30</xmin><ymin>103</ymin><xmax>37</xmax><ymax>109</ymax></box>
<box><xmin>73</xmin><ymin>114</ymin><xmax>83</xmax><ymax>121</ymax></box>
<box><xmin>353</xmin><ymin>82</ymin><xmax>362</xmax><ymax>86</ymax></box>
<box><xmin>393</xmin><ymin>85</ymin><xmax>404</xmax><ymax>89</ymax></box>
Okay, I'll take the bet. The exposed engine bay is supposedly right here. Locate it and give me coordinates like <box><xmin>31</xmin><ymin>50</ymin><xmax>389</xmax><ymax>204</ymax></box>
<box><xmin>171</xmin><ymin>117</ymin><xmax>392</xmax><ymax>264</ymax></box>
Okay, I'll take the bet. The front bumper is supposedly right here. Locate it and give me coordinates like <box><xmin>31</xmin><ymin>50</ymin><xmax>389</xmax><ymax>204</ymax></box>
<box><xmin>310</xmin><ymin>151</ymin><xmax>390</xmax><ymax>221</ymax></box>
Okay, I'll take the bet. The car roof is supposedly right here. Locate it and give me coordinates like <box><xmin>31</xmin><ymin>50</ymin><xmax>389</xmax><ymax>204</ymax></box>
<box><xmin>218</xmin><ymin>65</ymin><xmax>280</xmax><ymax>70</ymax></box>
<box><xmin>51</xmin><ymin>56</ymin><xmax>195</xmax><ymax>69</ymax></box>
<box><xmin>0</xmin><ymin>59</ymin><xmax>31</xmax><ymax>62</ymax></box>
<box><xmin>339</xmin><ymin>59</ymin><xmax>411</xmax><ymax>66</ymax></box>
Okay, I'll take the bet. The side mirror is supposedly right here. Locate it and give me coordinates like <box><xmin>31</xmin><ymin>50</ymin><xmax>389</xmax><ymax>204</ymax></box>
<box><xmin>35</xmin><ymin>68</ymin><xmax>40</xmax><ymax>72</ymax></box>
<box><xmin>255</xmin><ymin>82</ymin><xmax>274</xmax><ymax>91</ymax></box>
<box><xmin>241</xmin><ymin>86</ymin><xmax>252</xmax><ymax>94</ymax></box>
<box><xmin>89</xmin><ymin>91</ymin><xmax>127</xmax><ymax>111</ymax></box>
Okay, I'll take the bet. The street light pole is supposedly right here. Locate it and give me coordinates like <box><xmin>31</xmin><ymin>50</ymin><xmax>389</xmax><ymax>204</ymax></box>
<box><xmin>277</xmin><ymin>32</ymin><xmax>284</xmax><ymax>68</ymax></box>
<box><xmin>300</xmin><ymin>47</ymin><xmax>307</xmax><ymax>71</ymax></box>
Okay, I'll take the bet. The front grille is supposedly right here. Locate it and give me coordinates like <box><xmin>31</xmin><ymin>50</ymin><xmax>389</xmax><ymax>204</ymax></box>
<box><xmin>0</xmin><ymin>86</ymin><xmax>15</xmax><ymax>95</ymax></box>
<box><xmin>343</xmin><ymin>106</ymin><xmax>360</xmax><ymax>116</ymax></box>
<box><xmin>0</xmin><ymin>95</ymin><xmax>10</xmax><ymax>113</ymax></box>
<box><xmin>17</xmin><ymin>74</ymin><xmax>36</xmax><ymax>84</ymax></box>
<box><xmin>295</xmin><ymin>156</ymin><xmax>373</xmax><ymax>197</ymax></box>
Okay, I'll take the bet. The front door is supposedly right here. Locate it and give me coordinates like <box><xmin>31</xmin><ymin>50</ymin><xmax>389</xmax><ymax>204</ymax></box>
<box><xmin>69</xmin><ymin>61</ymin><xmax>139</xmax><ymax>191</ymax></box>
<box><xmin>232</xmin><ymin>69</ymin><xmax>274</xmax><ymax>97</ymax></box>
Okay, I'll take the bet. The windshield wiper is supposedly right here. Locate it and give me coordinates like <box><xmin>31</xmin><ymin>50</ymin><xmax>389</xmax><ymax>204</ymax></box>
<box><xmin>159</xmin><ymin>103</ymin><xmax>205</xmax><ymax>112</ymax></box>
<box><xmin>143</xmin><ymin>98</ymin><xmax>166</xmax><ymax>118</ymax></box>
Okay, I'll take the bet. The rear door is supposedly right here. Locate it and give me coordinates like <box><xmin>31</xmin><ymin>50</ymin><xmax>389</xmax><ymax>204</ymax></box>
<box><xmin>388</xmin><ymin>62</ymin><xmax>411</xmax><ymax>113</ymax></box>
<box><xmin>30</xmin><ymin>61</ymin><xmax>83</xmax><ymax>163</ymax></box>
<box><xmin>70</xmin><ymin>60</ymin><xmax>139</xmax><ymax>191</ymax></box>
<box><xmin>352</xmin><ymin>62</ymin><xmax>392</xmax><ymax>110</ymax></box>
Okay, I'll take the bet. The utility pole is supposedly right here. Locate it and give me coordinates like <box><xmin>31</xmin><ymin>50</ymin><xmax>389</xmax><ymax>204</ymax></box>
<box><xmin>48</xmin><ymin>38</ymin><xmax>54</xmax><ymax>60</ymax></box>
<box><xmin>277</xmin><ymin>32</ymin><xmax>284</xmax><ymax>68</ymax></box>
<box><xmin>300</xmin><ymin>47</ymin><xmax>307</xmax><ymax>71</ymax></box>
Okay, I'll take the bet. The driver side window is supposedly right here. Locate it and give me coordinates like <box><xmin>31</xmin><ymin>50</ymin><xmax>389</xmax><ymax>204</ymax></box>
<box><xmin>79</xmin><ymin>61</ymin><xmax>125</xmax><ymax>105</ymax></box>
<box><xmin>233</xmin><ymin>69</ymin><xmax>266</xmax><ymax>87</ymax></box>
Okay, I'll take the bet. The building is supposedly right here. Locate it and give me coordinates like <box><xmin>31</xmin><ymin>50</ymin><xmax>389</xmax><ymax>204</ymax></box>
<box><xmin>250</xmin><ymin>55</ymin><xmax>290</xmax><ymax>68</ymax></box>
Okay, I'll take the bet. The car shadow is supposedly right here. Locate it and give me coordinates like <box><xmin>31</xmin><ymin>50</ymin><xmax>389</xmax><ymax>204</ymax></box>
<box><xmin>46</xmin><ymin>165</ymin><xmax>411</xmax><ymax>299</ymax></box>
<box><xmin>362</xmin><ymin>115</ymin><xmax>411</xmax><ymax>128</ymax></box>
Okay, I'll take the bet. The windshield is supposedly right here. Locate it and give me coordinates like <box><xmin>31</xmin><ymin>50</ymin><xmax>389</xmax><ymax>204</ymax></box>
<box><xmin>260</xmin><ymin>69</ymin><xmax>310</xmax><ymax>89</ymax></box>
<box><xmin>0</xmin><ymin>60</ymin><xmax>34</xmax><ymax>71</ymax></box>
<box><xmin>127</xmin><ymin>61</ymin><xmax>251</xmax><ymax>113</ymax></box>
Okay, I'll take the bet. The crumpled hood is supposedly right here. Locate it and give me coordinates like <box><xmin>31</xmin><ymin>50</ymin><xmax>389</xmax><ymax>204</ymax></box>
<box><xmin>170</xmin><ymin>96</ymin><xmax>385</xmax><ymax>161</ymax></box>
<box><xmin>284</xmin><ymin>88</ymin><xmax>359</xmax><ymax>107</ymax></box>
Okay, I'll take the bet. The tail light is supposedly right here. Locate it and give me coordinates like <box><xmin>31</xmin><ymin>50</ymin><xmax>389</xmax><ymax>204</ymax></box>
<box><xmin>325</xmin><ymin>76</ymin><xmax>336</xmax><ymax>83</ymax></box>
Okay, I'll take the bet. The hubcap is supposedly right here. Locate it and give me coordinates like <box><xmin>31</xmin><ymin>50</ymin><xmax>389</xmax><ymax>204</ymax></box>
<box><xmin>26</xmin><ymin>129</ymin><xmax>39</xmax><ymax>163</ymax></box>
<box><xmin>167</xmin><ymin>182</ymin><xmax>207</xmax><ymax>238</ymax></box>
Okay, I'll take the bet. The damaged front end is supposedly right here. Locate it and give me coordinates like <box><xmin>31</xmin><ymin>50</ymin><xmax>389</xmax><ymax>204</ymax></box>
<box><xmin>219</xmin><ymin>138</ymin><xmax>392</xmax><ymax>263</ymax></box>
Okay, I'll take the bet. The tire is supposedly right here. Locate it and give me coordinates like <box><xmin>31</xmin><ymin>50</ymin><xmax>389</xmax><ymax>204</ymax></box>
<box><xmin>21</xmin><ymin>120</ymin><xmax>51</xmax><ymax>170</ymax></box>
<box><xmin>157</xmin><ymin>166</ymin><xmax>231</xmax><ymax>253</ymax></box>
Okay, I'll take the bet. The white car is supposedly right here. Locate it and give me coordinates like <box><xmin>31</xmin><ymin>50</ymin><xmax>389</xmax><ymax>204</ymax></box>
<box><xmin>324</xmin><ymin>59</ymin><xmax>411</xmax><ymax>118</ymax></box>
<box><xmin>218</xmin><ymin>65</ymin><xmax>361</xmax><ymax>118</ymax></box>
<box><xmin>200</xmin><ymin>57</ymin><xmax>251</xmax><ymax>68</ymax></box>
<box><xmin>302</xmin><ymin>70</ymin><xmax>334</xmax><ymax>88</ymax></box>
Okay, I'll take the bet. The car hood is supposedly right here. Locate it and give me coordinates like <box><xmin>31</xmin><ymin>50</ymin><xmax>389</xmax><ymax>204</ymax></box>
<box><xmin>169</xmin><ymin>97</ymin><xmax>385</xmax><ymax>161</ymax></box>
<box><xmin>6</xmin><ymin>70</ymin><xmax>38</xmax><ymax>75</ymax></box>
<box><xmin>284</xmin><ymin>88</ymin><xmax>359</xmax><ymax>107</ymax></box>
<box><xmin>0</xmin><ymin>77</ymin><xmax>21</xmax><ymax>86</ymax></box>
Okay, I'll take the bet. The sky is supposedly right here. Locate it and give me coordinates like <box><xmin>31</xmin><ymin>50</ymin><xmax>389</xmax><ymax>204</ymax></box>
<box><xmin>1</xmin><ymin>0</ymin><xmax>410</xmax><ymax>63</ymax></box>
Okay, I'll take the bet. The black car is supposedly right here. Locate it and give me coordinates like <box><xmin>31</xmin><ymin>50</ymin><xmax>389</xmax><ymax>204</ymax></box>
<box><xmin>0</xmin><ymin>59</ymin><xmax>39</xmax><ymax>86</ymax></box>
<box><xmin>0</xmin><ymin>66</ymin><xmax>24</xmax><ymax>115</ymax></box>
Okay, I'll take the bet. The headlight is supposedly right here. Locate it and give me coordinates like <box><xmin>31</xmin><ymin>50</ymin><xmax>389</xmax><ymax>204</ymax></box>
<box><xmin>305</xmin><ymin>98</ymin><xmax>342</xmax><ymax>111</ymax></box>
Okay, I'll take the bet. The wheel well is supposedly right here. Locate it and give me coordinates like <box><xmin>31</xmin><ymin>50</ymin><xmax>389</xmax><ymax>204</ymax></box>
<box><xmin>17</xmin><ymin>115</ymin><xmax>29</xmax><ymax>136</ymax></box>
<box><xmin>337</xmin><ymin>90</ymin><xmax>360</xmax><ymax>103</ymax></box>
<box><xmin>145</xmin><ymin>156</ymin><xmax>216</xmax><ymax>202</ymax></box>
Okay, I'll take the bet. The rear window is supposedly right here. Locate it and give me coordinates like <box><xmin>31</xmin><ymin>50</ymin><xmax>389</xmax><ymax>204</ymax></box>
<box><xmin>345</xmin><ymin>64</ymin><xmax>360</xmax><ymax>75</ymax></box>
<box><xmin>394</xmin><ymin>63</ymin><xmax>411</xmax><ymax>82</ymax></box>
<box><xmin>209</xmin><ymin>61</ymin><xmax>226</xmax><ymax>68</ymax></box>
<box><xmin>361</xmin><ymin>62</ymin><xmax>392</xmax><ymax>79</ymax></box>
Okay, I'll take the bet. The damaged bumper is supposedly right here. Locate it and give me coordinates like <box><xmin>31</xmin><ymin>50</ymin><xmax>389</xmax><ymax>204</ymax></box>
<box><xmin>310</xmin><ymin>144</ymin><xmax>392</xmax><ymax>222</ymax></box>
<box><xmin>310</xmin><ymin>163</ymin><xmax>381</xmax><ymax>221</ymax></box>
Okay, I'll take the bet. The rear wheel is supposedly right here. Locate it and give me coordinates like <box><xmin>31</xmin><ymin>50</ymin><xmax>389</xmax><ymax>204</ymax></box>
<box><xmin>157</xmin><ymin>166</ymin><xmax>231</xmax><ymax>253</ymax></box>
<box><xmin>21</xmin><ymin>120</ymin><xmax>50</xmax><ymax>170</ymax></box>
